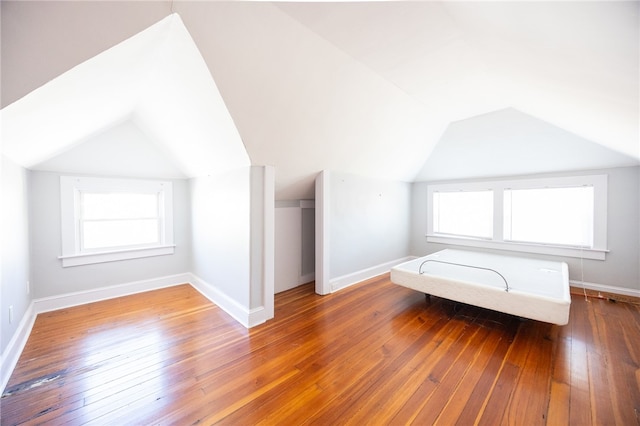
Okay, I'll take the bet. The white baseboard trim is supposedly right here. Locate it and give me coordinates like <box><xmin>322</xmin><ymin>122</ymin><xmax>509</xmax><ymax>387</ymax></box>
<box><xmin>330</xmin><ymin>256</ymin><xmax>414</xmax><ymax>293</ymax></box>
<box><xmin>299</xmin><ymin>272</ymin><xmax>315</xmax><ymax>285</ymax></box>
<box><xmin>570</xmin><ymin>280</ymin><xmax>640</xmax><ymax>298</ymax></box>
<box><xmin>1</xmin><ymin>271</ymin><xmax>270</xmax><ymax>394</ymax></box>
<box><xmin>189</xmin><ymin>273</ymin><xmax>270</xmax><ymax>328</ymax></box>
<box><xmin>33</xmin><ymin>273</ymin><xmax>192</xmax><ymax>314</ymax></box>
<box><xmin>1</xmin><ymin>302</ymin><xmax>36</xmax><ymax>395</ymax></box>
<box><xmin>188</xmin><ymin>273</ymin><xmax>254</xmax><ymax>328</ymax></box>
<box><xmin>248</xmin><ymin>306</ymin><xmax>268</xmax><ymax>328</ymax></box>
<box><xmin>2</xmin><ymin>273</ymin><xmax>191</xmax><ymax>394</ymax></box>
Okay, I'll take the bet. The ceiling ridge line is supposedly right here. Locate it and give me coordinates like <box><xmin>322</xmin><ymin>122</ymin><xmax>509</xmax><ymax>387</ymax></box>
<box><xmin>272</xmin><ymin>4</ymin><xmax>433</xmax><ymax>115</ymax></box>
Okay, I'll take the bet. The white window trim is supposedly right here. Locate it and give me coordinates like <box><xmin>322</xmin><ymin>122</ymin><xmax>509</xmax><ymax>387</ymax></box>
<box><xmin>426</xmin><ymin>174</ymin><xmax>608</xmax><ymax>260</ymax></box>
<box><xmin>59</xmin><ymin>176</ymin><xmax>175</xmax><ymax>267</ymax></box>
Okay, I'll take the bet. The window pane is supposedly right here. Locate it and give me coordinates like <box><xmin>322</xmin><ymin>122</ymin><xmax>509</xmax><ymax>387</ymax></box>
<box><xmin>433</xmin><ymin>190</ymin><xmax>493</xmax><ymax>239</ymax></box>
<box><xmin>504</xmin><ymin>186</ymin><xmax>593</xmax><ymax>247</ymax></box>
<box><xmin>82</xmin><ymin>219</ymin><xmax>159</xmax><ymax>250</ymax></box>
<box><xmin>82</xmin><ymin>193</ymin><xmax>158</xmax><ymax>220</ymax></box>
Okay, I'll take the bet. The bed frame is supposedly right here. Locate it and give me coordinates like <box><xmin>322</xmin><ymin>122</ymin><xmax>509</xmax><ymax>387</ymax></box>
<box><xmin>390</xmin><ymin>249</ymin><xmax>571</xmax><ymax>325</ymax></box>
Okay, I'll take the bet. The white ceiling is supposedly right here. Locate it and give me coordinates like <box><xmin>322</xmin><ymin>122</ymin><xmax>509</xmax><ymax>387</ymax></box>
<box><xmin>1</xmin><ymin>1</ymin><xmax>638</xmax><ymax>200</ymax></box>
<box><xmin>1</xmin><ymin>12</ymin><xmax>250</xmax><ymax>179</ymax></box>
<box><xmin>276</xmin><ymin>2</ymin><xmax>639</xmax><ymax>154</ymax></box>
<box><xmin>33</xmin><ymin>120</ymin><xmax>187</xmax><ymax>180</ymax></box>
<box><xmin>417</xmin><ymin>108</ymin><xmax>640</xmax><ymax>182</ymax></box>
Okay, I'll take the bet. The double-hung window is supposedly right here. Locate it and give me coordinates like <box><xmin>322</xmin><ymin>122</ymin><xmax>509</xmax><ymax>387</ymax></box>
<box><xmin>60</xmin><ymin>176</ymin><xmax>174</xmax><ymax>267</ymax></box>
<box><xmin>503</xmin><ymin>186</ymin><xmax>594</xmax><ymax>247</ymax></box>
<box><xmin>433</xmin><ymin>190</ymin><xmax>493</xmax><ymax>239</ymax></box>
<box><xmin>427</xmin><ymin>174</ymin><xmax>608</xmax><ymax>260</ymax></box>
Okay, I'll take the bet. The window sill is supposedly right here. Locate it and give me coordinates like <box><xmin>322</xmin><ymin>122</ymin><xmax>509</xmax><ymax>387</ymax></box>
<box><xmin>59</xmin><ymin>245</ymin><xmax>175</xmax><ymax>267</ymax></box>
<box><xmin>426</xmin><ymin>235</ymin><xmax>607</xmax><ymax>261</ymax></box>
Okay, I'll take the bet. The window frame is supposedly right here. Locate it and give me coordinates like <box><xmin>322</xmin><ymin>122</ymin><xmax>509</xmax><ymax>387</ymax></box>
<box><xmin>59</xmin><ymin>176</ymin><xmax>175</xmax><ymax>267</ymax></box>
<box><xmin>426</xmin><ymin>174</ymin><xmax>608</xmax><ymax>260</ymax></box>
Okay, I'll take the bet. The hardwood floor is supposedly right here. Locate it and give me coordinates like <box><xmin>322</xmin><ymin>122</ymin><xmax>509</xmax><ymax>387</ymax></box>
<box><xmin>2</xmin><ymin>275</ymin><xmax>639</xmax><ymax>425</ymax></box>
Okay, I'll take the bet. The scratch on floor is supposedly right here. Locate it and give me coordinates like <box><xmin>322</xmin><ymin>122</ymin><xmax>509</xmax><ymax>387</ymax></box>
<box><xmin>2</xmin><ymin>370</ymin><xmax>66</xmax><ymax>398</ymax></box>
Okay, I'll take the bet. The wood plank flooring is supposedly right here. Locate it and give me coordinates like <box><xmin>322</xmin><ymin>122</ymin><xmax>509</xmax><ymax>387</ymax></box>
<box><xmin>2</xmin><ymin>275</ymin><xmax>639</xmax><ymax>425</ymax></box>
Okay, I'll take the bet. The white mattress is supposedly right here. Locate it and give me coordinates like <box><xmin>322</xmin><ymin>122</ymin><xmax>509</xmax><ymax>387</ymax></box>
<box><xmin>390</xmin><ymin>249</ymin><xmax>571</xmax><ymax>325</ymax></box>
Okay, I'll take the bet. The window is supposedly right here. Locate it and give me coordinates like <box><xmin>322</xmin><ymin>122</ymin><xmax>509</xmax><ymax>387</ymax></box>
<box><xmin>433</xmin><ymin>190</ymin><xmax>493</xmax><ymax>239</ymax></box>
<box><xmin>80</xmin><ymin>192</ymin><xmax>161</xmax><ymax>251</ymax></box>
<box><xmin>503</xmin><ymin>186</ymin><xmax>594</xmax><ymax>247</ymax></box>
<box><xmin>427</xmin><ymin>175</ymin><xmax>608</xmax><ymax>260</ymax></box>
<box><xmin>60</xmin><ymin>176</ymin><xmax>174</xmax><ymax>267</ymax></box>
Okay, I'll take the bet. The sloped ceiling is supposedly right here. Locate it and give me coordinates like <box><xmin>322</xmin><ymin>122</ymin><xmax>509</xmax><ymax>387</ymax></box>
<box><xmin>1</xmin><ymin>11</ymin><xmax>250</xmax><ymax>179</ymax></box>
<box><xmin>417</xmin><ymin>108</ymin><xmax>640</xmax><ymax>182</ymax></box>
<box><xmin>1</xmin><ymin>1</ymin><xmax>638</xmax><ymax>200</ymax></box>
<box><xmin>276</xmin><ymin>1</ymin><xmax>639</xmax><ymax>157</ymax></box>
<box><xmin>33</xmin><ymin>120</ymin><xmax>187</xmax><ymax>179</ymax></box>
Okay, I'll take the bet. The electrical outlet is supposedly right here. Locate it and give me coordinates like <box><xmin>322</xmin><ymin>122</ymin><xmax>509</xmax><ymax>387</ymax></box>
<box><xmin>9</xmin><ymin>305</ymin><xmax>13</xmax><ymax>324</ymax></box>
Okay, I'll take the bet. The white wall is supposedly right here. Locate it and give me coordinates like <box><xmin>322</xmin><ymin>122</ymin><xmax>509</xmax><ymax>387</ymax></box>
<box><xmin>411</xmin><ymin>166</ymin><xmax>640</xmax><ymax>292</ymax></box>
<box><xmin>190</xmin><ymin>168</ymin><xmax>251</xmax><ymax>307</ymax></box>
<box><xmin>190</xmin><ymin>166</ymin><xmax>274</xmax><ymax>326</ymax></box>
<box><xmin>28</xmin><ymin>171</ymin><xmax>192</xmax><ymax>298</ymax></box>
<box><xmin>330</xmin><ymin>171</ymin><xmax>411</xmax><ymax>277</ymax></box>
<box><xmin>316</xmin><ymin>170</ymin><xmax>412</xmax><ymax>293</ymax></box>
<box><xmin>18</xmin><ymin>165</ymin><xmax>272</xmax><ymax>325</ymax></box>
<box><xmin>274</xmin><ymin>200</ymin><xmax>315</xmax><ymax>294</ymax></box>
<box><xmin>1</xmin><ymin>156</ymin><xmax>31</xmax><ymax>355</ymax></box>
<box><xmin>275</xmin><ymin>206</ymin><xmax>302</xmax><ymax>293</ymax></box>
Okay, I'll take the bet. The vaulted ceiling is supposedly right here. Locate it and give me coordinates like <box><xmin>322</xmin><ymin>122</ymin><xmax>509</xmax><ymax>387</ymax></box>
<box><xmin>1</xmin><ymin>1</ymin><xmax>638</xmax><ymax>200</ymax></box>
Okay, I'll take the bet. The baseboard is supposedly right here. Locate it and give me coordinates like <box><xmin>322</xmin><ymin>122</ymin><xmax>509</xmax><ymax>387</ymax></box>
<box><xmin>20</xmin><ymin>271</ymin><xmax>263</xmax><ymax>330</ymax></box>
<box><xmin>570</xmin><ymin>280</ymin><xmax>640</xmax><ymax>302</ymax></box>
<box><xmin>33</xmin><ymin>273</ymin><xmax>193</xmax><ymax>314</ymax></box>
<box><xmin>2</xmin><ymin>274</ymin><xmax>189</xmax><ymax>395</ymax></box>
<box><xmin>330</xmin><ymin>256</ymin><xmax>414</xmax><ymax>293</ymax></box>
<box><xmin>248</xmin><ymin>306</ymin><xmax>268</xmax><ymax>328</ymax></box>
<box><xmin>299</xmin><ymin>272</ymin><xmax>315</xmax><ymax>285</ymax></box>
<box><xmin>188</xmin><ymin>273</ymin><xmax>254</xmax><ymax>328</ymax></box>
<box><xmin>1</xmin><ymin>302</ymin><xmax>36</xmax><ymax>395</ymax></box>
<box><xmin>1</xmin><ymin>271</ymin><xmax>268</xmax><ymax>394</ymax></box>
